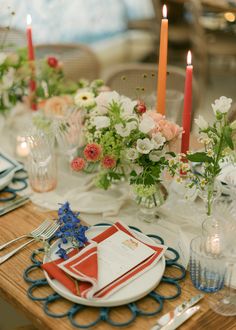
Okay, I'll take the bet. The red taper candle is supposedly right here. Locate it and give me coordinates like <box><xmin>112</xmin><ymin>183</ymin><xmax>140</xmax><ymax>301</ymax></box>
<box><xmin>26</xmin><ymin>14</ymin><xmax>37</xmax><ymax>110</ymax></box>
<box><xmin>181</xmin><ymin>51</ymin><xmax>193</xmax><ymax>154</ymax></box>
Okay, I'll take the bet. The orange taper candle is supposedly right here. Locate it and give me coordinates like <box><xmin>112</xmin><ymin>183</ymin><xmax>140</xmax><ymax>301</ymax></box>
<box><xmin>156</xmin><ymin>5</ymin><xmax>168</xmax><ymax>115</ymax></box>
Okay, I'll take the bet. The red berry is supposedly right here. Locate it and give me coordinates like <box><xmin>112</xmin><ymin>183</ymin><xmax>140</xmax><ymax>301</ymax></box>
<box><xmin>47</xmin><ymin>56</ymin><xmax>58</xmax><ymax>68</ymax></box>
<box><xmin>136</xmin><ymin>101</ymin><xmax>147</xmax><ymax>114</ymax></box>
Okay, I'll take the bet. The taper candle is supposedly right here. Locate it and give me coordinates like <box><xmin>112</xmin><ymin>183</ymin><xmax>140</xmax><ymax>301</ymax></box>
<box><xmin>156</xmin><ymin>4</ymin><xmax>168</xmax><ymax>115</ymax></box>
<box><xmin>181</xmin><ymin>51</ymin><xmax>193</xmax><ymax>154</ymax></box>
<box><xmin>26</xmin><ymin>14</ymin><xmax>37</xmax><ymax>110</ymax></box>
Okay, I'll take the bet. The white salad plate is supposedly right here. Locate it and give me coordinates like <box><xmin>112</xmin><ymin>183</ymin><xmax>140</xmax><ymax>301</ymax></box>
<box><xmin>43</xmin><ymin>225</ymin><xmax>165</xmax><ymax>307</ymax></box>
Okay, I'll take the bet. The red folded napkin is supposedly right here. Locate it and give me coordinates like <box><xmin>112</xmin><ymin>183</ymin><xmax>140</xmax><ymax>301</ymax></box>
<box><xmin>42</xmin><ymin>221</ymin><xmax>166</xmax><ymax>299</ymax></box>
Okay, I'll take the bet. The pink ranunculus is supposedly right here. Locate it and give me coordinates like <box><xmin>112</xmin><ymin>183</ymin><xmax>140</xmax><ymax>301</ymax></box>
<box><xmin>71</xmin><ymin>157</ymin><xmax>86</xmax><ymax>171</ymax></box>
<box><xmin>158</xmin><ymin>119</ymin><xmax>182</xmax><ymax>141</ymax></box>
<box><xmin>102</xmin><ymin>155</ymin><xmax>116</xmax><ymax>169</ymax></box>
<box><xmin>83</xmin><ymin>143</ymin><xmax>102</xmax><ymax>162</ymax></box>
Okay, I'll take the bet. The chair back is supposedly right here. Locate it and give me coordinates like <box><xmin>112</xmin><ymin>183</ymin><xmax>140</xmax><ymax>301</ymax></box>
<box><xmin>0</xmin><ymin>27</ymin><xmax>26</xmax><ymax>50</ymax></box>
<box><xmin>104</xmin><ymin>63</ymin><xmax>200</xmax><ymax>128</ymax></box>
<box><xmin>35</xmin><ymin>43</ymin><xmax>100</xmax><ymax>82</ymax></box>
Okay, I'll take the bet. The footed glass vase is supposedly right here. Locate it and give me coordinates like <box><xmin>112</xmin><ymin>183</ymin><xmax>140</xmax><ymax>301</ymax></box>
<box><xmin>132</xmin><ymin>183</ymin><xmax>167</xmax><ymax>223</ymax></box>
<box><xmin>199</xmin><ymin>179</ymin><xmax>222</xmax><ymax>216</ymax></box>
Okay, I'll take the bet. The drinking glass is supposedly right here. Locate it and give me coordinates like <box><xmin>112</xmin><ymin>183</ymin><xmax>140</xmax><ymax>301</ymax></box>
<box><xmin>165</xmin><ymin>89</ymin><xmax>184</xmax><ymax>123</ymax></box>
<box><xmin>204</xmin><ymin>202</ymin><xmax>236</xmax><ymax>316</ymax></box>
<box><xmin>190</xmin><ymin>236</ymin><xmax>226</xmax><ymax>293</ymax></box>
<box><xmin>56</xmin><ymin>108</ymin><xmax>82</xmax><ymax>163</ymax></box>
<box><xmin>27</xmin><ymin>131</ymin><xmax>57</xmax><ymax>193</ymax></box>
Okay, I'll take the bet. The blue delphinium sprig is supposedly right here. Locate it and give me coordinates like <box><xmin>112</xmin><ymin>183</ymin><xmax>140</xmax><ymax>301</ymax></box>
<box><xmin>55</xmin><ymin>202</ymin><xmax>88</xmax><ymax>259</ymax></box>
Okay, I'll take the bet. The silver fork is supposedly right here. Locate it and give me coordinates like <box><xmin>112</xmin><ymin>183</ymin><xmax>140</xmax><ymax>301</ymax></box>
<box><xmin>0</xmin><ymin>222</ymin><xmax>59</xmax><ymax>264</ymax></box>
<box><xmin>0</xmin><ymin>219</ymin><xmax>52</xmax><ymax>251</ymax></box>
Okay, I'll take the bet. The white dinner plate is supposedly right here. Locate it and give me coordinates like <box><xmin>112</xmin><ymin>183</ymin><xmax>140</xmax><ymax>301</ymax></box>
<box><xmin>43</xmin><ymin>225</ymin><xmax>165</xmax><ymax>307</ymax></box>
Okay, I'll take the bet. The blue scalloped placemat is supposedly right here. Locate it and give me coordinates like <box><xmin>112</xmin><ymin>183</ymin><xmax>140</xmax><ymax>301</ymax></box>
<box><xmin>23</xmin><ymin>223</ymin><xmax>186</xmax><ymax>328</ymax></box>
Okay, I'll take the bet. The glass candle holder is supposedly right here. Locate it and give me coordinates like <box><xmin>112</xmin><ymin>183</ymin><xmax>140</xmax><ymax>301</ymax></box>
<box><xmin>16</xmin><ymin>136</ymin><xmax>30</xmax><ymax>158</ymax></box>
<box><xmin>27</xmin><ymin>131</ymin><xmax>57</xmax><ymax>193</ymax></box>
<box><xmin>190</xmin><ymin>236</ymin><xmax>226</xmax><ymax>293</ymax></box>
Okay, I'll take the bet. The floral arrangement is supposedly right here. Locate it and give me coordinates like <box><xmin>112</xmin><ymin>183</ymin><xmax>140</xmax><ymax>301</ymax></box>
<box><xmin>183</xmin><ymin>96</ymin><xmax>236</xmax><ymax>215</ymax></box>
<box><xmin>71</xmin><ymin>91</ymin><xmax>182</xmax><ymax>201</ymax></box>
<box><xmin>0</xmin><ymin>49</ymin><xmax>29</xmax><ymax>113</ymax></box>
<box><xmin>54</xmin><ymin>202</ymin><xmax>88</xmax><ymax>260</ymax></box>
<box><xmin>32</xmin><ymin>79</ymin><xmax>106</xmax><ymax>142</ymax></box>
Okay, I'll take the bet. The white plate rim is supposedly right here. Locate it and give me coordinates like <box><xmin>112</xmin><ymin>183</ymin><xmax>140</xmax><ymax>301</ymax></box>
<box><xmin>43</xmin><ymin>225</ymin><xmax>166</xmax><ymax>307</ymax></box>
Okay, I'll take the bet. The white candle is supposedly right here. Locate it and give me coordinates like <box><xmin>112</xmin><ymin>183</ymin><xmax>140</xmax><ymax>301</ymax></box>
<box><xmin>16</xmin><ymin>136</ymin><xmax>30</xmax><ymax>157</ymax></box>
<box><xmin>206</xmin><ymin>234</ymin><xmax>221</xmax><ymax>255</ymax></box>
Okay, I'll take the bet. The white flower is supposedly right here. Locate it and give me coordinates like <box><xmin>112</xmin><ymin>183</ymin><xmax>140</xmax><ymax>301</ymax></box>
<box><xmin>132</xmin><ymin>164</ymin><xmax>143</xmax><ymax>175</ymax></box>
<box><xmin>139</xmin><ymin>114</ymin><xmax>156</xmax><ymax>133</ymax></box>
<box><xmin>74</xmin><ymin>91</ymin><xmax>95</xmax><ymax>108</ymax></box>
<box><xmin>195</xmin><ymin>115</ymin><xmax>208</xmax><ymax>130</ymax></box>
<box><xmin>151</xmin><ymin>132</ymin><xmax>166</xmax><ymax>149</ymax></box>
<box><xmin>115</xmin><ymin>123</ymin><xmax>131</xmax><ymax>137</ymax></box>
<box><xmin>127</xmin><ymin>121</ymin><xmax>138</xmax><ymax>130</ymax></box>
<box><xmin>2</xmin><ymin>68</ymin><xmax>15</xmax><ymax>89</ymax></box>
<box><xmin>230</xmin><ymin>120</ymin><xmax>236</xmax><ymax>130</ymax></box>
<box><xmin>212</xmin><ymin>96</ymin><xmax>232</xmax><ymax>114</ymax></box>
<box><xmin>93</xmin><ymin>116</ymin><xmax>110</xmax><ymax>129</ymax></box>
<box><xmin>6</xmin><ymin>53</ymin><xmax>19</xmax><ymax>65</ymax></box>
<box><xmin>2</xmin><ymin>91</ymin><xmax>11</xmax><ymax>107</ymax></box>
<box><xmin>149</xmin><ymin>150</ymin><xmax>163</xmax><ymax>162</ymax></box>
<box><xmin>136</xmin><ymin>138</ymin><xmax>154</xmax><ymax>154</ymax></box>
<box><xmin>95</xmin><ymin>91</ymin><xmax>120</xmax><ymax>108</ymax></box>
<box><xmin>92</xmin><ymin>105</ymin><xmax>108</xmax><ymax>116</ymax></box>
<box><xmin>0</xmin><ymin>53</ymin><xmax>7</xmax><ymax>65</ymax></box>
<box><xmin>120</xmin><ymin>96</ymin><xmax>137</xmax><ymax>119</ymax></box>
<box><xmin>126</xmin><ymin>148</ymin><xmax>139</xmax><ymax>161</ymax></box>
<box><xmin>206</xmin><ymin>149</ymin><xmax>214</xmax><ymax>157</ymax></box>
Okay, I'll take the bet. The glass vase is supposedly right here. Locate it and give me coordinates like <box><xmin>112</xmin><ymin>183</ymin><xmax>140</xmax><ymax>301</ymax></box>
<box><xmin>132</xmin><ymin>183</ymin><xmax>167</xmax><ymax>223</ymax></box>
<box><xmin>199</xmin><ymin>179</ymin><xmax>222</xmax><ymax>216</ymax></box>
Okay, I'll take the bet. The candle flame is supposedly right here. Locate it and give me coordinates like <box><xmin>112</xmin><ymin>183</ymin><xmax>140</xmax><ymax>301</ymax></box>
<box><xmin>163</xmin><ymin>5</ymin><xmax>167</xmax><ymax>18</ymax></box>
<box><xmin>27</xmin><ymin>14</ymin><xmax>32</xmax><ymax>25</ymax></box>
<box><xmin>187</xmin><ymin>50</ymin><xmax>192</xmax><ymax>65</ymax></box>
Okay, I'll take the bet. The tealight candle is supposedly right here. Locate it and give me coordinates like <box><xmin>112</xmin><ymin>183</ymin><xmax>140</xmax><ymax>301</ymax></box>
<box><xmin>16</xmin><ymin>136</ymin><xmax>30</xmax><ymax>158</ymax></box>
<box><xmin>205</xmin><ymin>234</ymin><xmax>221</xmax><ymax>255</ymax></box>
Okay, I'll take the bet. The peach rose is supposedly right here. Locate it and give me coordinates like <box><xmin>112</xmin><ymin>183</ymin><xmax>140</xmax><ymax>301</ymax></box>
<box><xmin>158</xmin><ymin>119</ymin><xmax>182</xmax><ymax>141</ymax></box>
<box><xmin>42</xmin><ymin>95</ymin><xmax>73</xmax><ymax>118</ymax></box>
<box><xmin>146</xmin><ymin>111</ymin><xmax>164</xmax><ymax>124</ymax></box>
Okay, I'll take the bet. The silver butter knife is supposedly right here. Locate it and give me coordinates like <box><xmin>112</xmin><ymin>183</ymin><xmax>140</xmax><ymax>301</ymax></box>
<box><xmin>159</xmin><ymin>306</ymin><xmax>200</xmax><ymax>330</ymax></box>
<box><xmin>151</xmin><ymin>294</ymin><xmax>204</xmax><ymax>330</ymax></box>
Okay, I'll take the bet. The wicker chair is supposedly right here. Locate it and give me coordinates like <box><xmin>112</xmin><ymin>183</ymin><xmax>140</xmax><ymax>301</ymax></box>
<box><xmin>35</xmin><ymin>43</ymin><xmax>100</xmax><ymax>82</ymax></box>
<box><xmin>0</xmin><ymin>27</ymin><xmax>26</xmax><ymax>50</ymax></box>
<box><xmin>104</xmin><ymin>63</ymin><xmax>200</xmax><ymax>128</ymax></box>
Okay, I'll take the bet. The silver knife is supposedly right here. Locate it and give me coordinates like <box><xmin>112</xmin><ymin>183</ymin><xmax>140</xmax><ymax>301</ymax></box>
<box><xmin>158</xmin><ymin>306</ymin><xmax>200</xmax><ymax>330</ymax></box>
<box><xmin>151</xmin><ymin>294</ymin><xmax>204</xmax><ymax>330</ymax></box>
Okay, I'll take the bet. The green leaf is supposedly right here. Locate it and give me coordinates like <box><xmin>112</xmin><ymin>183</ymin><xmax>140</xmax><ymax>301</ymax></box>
<box><xmin>187</xmin><ymin>152</ymin><xmax>213</xmax><ymax>163</ymax></box>
<box><xmin>223</xmin><ymin>126</ymin><xmax>234</xmax><ymax>150</ymax></box>
<box><xmin>166</xmin><ymin>151</ymin><xmax>176</xmax><ymax>157</ymax></box>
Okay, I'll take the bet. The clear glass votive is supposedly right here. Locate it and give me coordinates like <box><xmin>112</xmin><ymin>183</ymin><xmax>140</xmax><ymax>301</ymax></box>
<box><xmin>27</xmin><ymin>131</ymin><xmax>57</xmax><ymax>193</ymax></box>
<box><xmin>165</xmin><ymin>89</ymin><xmax>184</xmax><ymax>123</ymax></box>
<box><xmin>190</xmin><ymin>236</ymin><xmax>226</xmax><ymax>293</ymax></box>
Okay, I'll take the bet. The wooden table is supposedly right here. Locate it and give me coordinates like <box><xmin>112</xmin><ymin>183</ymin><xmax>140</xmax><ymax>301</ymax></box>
<box><xmin>0</xmin><ymin>202</ymin><xmax>236</xmax><ymax>330</ymax></box>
